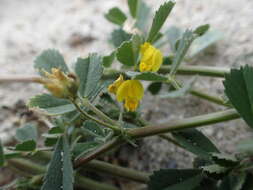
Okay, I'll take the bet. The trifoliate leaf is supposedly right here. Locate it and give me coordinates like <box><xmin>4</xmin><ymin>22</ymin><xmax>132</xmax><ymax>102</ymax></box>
<box><xmin>103</xmin><ymin>51</ymin><xmax>115</xmax><ymax>68</ymax></box>
<box><xmin>148</xmin><ymin>169</ymin><xmax>203</xmax><ymax>190</ymax></box>
<box><xmin>41</xmin><ymin>136</ymin><xmax>73</xmax><ymax>190</ymax></box>
<box><xmin>34</xmin><ymin>49</ymin><xmax>69</xmax><ymax>76</ymax></box>
<box><xmin>105</xmin><ymin>7</ymin><xmax>127</xmax><ymax>26</ymax></box>
<box><xmin>15</xmin><ymin>140</ymin><xmax>36</xmax><ymax>151</ymax></box>
<box><xmin>170</xmin><ymin>29</ymin><xmax>195</xmax><ymax>75</ymax></box>
<box><xmin>110</xmin><ymin>28</ymin><xmax>132</xmax><ymax>48</ymax></box>
<box><xmin>147</xmin><ymin>1</ymin><xmax>175</xmax><ymax>43</ymax></box>
<box><xmin>172</xmin><ymin>129</ymin><xmax>219</xmax><ymax>159</ymax></box>
<box><xmin>16</xmin><ymin>124</ymin><xmax>38</xmax><ymax>142</ymax></box>
<box><xmin>223</xmin><ymin>65</ymin><xmax>253</xmax><ymax>128</ymax></box>
<box><xmin>74</xmin><ymin>53</ymin><xmax>103</xmax><ymax>98</ymax></box>
<box><xmin>148</xmin><ymin>82</ymin><xmax>162</xmax><ymax>95</ymax></box>
<box><xmin>28</xmin><ymin>94</ymin><xmax>75</xmax><ymax>116</ymax></box>
<box><xmin>128</xmin><ymin>0</ymin><xmax>138</xmax><ymax>18</ymax></box>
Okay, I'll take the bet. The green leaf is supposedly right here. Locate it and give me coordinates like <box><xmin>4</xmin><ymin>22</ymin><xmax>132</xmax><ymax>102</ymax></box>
<box><xmin>103</xmin><ymin>51</ymin><xmax>115</xmax><ymax>68</ymax></box>
<box><xmin>34</xmin><ymin>49</ymin><xmax>69</xmax><ymax>76</ymax></box>
<box><xmin>116</xmin><ymin>41</ymin><xmax>136</xmax><ymax>66</ymax></box>
<box><xmin>105</xmin><ymin>7</ymin><xmax>127</xmax><ymax>26</ymax></box>
<box><xmin>172</xmin><ymin>129</ymin><xmax>219</xmax><ymax>159</ymax></box>
<box><xmin>0</xmin><ymin>140</ymin><xmax>4</xmax><ymax>167</ymax></box>
<box><xmin>147</xmin><ymin>1</ymin><xmax>175</xmax><ymax>43</ymax></box>
<box><xmin>148</xmin><ymin>82</ymin><xmax>162</xmax><ymax>95</ymax></box>
<box><xmin>223</xmin><ymin>66</ymin><xmax>253</xmax><ymax>128</ymax></box>
<box><xmin>74</xmin><ymin>54</ymin><xmax>103</xmax><ymax>98</ymax></box>
<box><xmin>211</xmin><ymin>153</ymin><xmax>238</xmax><ymax>167</ymax></box>
<box><xmin>218</xmin><ymin>173</ymin><xmax>246</xmax><ymax>190</ymax></box>
<box><xmin>28</xmin><ymin>94</ymin><xmax>75</xmax><ymax>116</ymax></box>
<box><xmin>189</xmin><ymin>30</ymin><xmax>222</xmax><ymax>57</ymax></box>
<box><xmin>202</xmin><ymin>164</ymin><xmax>228</xmax><ymax>180</ymax></box>
<box><xmin>110</xmin><ymin>28</ymin><xmax>132</xmax><ymax>48</ymax></box>
<box><xmin>165</xmin><ymin>26</ymin><xmax>183</xmax><ymax>52</ymax></box>
<box><xmin>148</xmin><ymin>169</ymin><xmax>203</xmax><ymax>190</ymax></box>
<box><xmin>73</xmin><ymin>142</ymin><xmax>100</xmax><ymax>159</ymax></box>
<box><xmin>159</xmin><ymin>77</ymin><xmax>196</xmax><ymax>98</ymax></box>
<box><xmin>15</xmin><ymin>140</ymin><xmax>36</xmax><ymax>151</ymax></box>
<box><xmin>135</xmin><ymin>0</ymin><xmax>151</xmax><ymax>32</ymax></box>
<box><xmin>16</xmin><ymin>124</ymin><xmax>38</xmax><ymax>142</ymax></box>
<box><xmin>82</xmin><ymin>120</ymin><xmax>106</xmax><ymax>138</ymax></box>
<box><xmin>170</xmin><ymin>29</ymin><xmax>195</xmax><ymax>75</ymax></box>
<box><xmin>44</xmin><ymin>127</ymin><xmax>64</xmax><ymax>147</ymax></box>
<box><xmin>194</xmin><ymin>24</ymin><xmax>210</xmax><ymax>36</ymax></box>
<box><xmin>42</xmin><ymin>136</ymin><xmax>73</xmax><ymax>190</ymax></box>
<box><xmin>126</xmin><ymin>71</ymin><xmax>168</xmax><ymax>81</ymax></box>
<box><xmin>128</xmin><ymin>0</ymin><xmax>138</xmax><ymax>18</ymax></box>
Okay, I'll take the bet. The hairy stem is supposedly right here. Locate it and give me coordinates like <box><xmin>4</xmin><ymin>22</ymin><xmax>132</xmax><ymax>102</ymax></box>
<box><xmin>71</xmin><ymin>99</ymin><xmax>121</xmax><ymax>133</ymax></box>
<box><xmin>75</xmin><ymin>109</ymin><xmax>240</xmax><ymax>168</ymax></box>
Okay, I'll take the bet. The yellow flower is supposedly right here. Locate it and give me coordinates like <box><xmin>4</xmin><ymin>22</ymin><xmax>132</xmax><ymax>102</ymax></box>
<box><xmin>139</xmin><ymin>42</ymin><xmax>163</xmax><ymax>72</ymax></box>
<box><xmin>116</xmin><ymin>80</ymin><xmax>144</xmax><ymax>112</ymax></box>
<box><xmin>108</xmin><ymin>74</ymin><xmax>124</xmax><ymax>94</ymax></box>
<box><xmin>39</xmin><ymin>68</ymin><xmax>79</xmax><ymax>99</ymax></box>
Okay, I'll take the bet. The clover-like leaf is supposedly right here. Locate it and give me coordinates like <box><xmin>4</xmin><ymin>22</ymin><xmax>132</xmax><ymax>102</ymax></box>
<box><xmin>148</xmin><ymin>169</ymin><xmax>203</xmax><ymax>190</ymax></box>
<box><xmin>74</xmin><ymin>53</ymin><xmax>103</xmax><ymax>98</ymax></box>
<box><xmin>172</xmin><ymin>129</ymin><xmax>219</xmax><ymax>159</ymax></box>
<box><xmin>28</xmin><ymin>94</ymin><xmax>75</xmax><ymax>116</ymax></box>
<box><xmin>41</xmin><ymin>136</ymin><xmax>73</xmax><ymax>190</ymax></box>
<box><xmin>223</xmin><ymin>65</ymin><xmax>253</xmax><ymax>128</ymax></box>
<box><xmin>147</xmin><ymin>1</ymin><xmax>175</xmax><ymax>43</ymax></box>
<box><xmin>105</xmin><ymin>7</ymin><xmax>127</xmax><ymax>26</ymax></box>
<box><xmin>16</xmin><ymin>124</ymin><xmax>38</xmax><ymax>142</ymax></box>
<box><xmin>34</xmin><ymin>49</ymin><xmax>69</xmax><ymax>76</ymax></box>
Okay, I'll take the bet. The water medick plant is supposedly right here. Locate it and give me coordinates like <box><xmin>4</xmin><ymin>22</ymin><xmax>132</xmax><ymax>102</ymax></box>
<box><xmin>1</xmin><ymin>0</ymin><xmax>253</xmax><ymax>189</ymax></box>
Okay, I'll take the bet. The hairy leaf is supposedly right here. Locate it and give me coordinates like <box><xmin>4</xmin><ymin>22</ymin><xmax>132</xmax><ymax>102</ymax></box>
<box><xmin>15</xmin><ymin>140</ymin><xmax>36</xmax><ymax>151</ymax></box>
<box><xmin>41</xmin><ymin>136</ymin><xmax>73</xmax><ymax>190</ymax></box>
<box><xmin>28</xmin><ymin>94</ymin><xmax>75</xmax><ymax>116</ymax></box>
<box><xmin>223</xmin><ymin>66</ymin><xmax>253</xmax><ymax>128</ymax></box>
<box><xmin>148</xmin><ymin>169</ymin><xmax>203</xmax><ymax>190</ymax></box>
<box><xmin>110</xmin><ymin>28</ymin><xmax>132</xmax><ymax>47</ymax></box>
<box><xmin>147</xmin><ymin>1</ymin><xmax>175</xmax><ymax>43</ymax></box>
<box><xmin>128</xmin><ymin>0</ymin><xmax>138</xmax><ymax>18</ymax></box>
<box><xmin>116</xmin><ymin>41</ymin><xmax>136</xmax><ymax>66</ymax></box>
<box><xmin>74</xmin><ymin>54</ymin><xmax>103</xmax><ymax>98</ymax></box>
<box><xmin>34</xmin><ymin>49</ymin><xmax>69</xmax><ymax>76</ymax></box>
<box><xmin>16</xmin><ymin>124</ymin><xmax>38</xmax><ymax>142</ymax></box>
<box><xmin>172</xmin><ymin>129</ymin><xmax>219</xmax><ymax>159</ymax></box>
<box><xmin>105</xmin><ymin>7</ymin><xmax>127</xmax><ymax>26</ymax></box>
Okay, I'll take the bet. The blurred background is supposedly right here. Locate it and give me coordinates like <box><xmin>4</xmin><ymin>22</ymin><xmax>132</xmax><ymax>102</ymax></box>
<box><xmin>0</xmin><ymin>0</ymin><xmax>253</xmax><ymax>188</ymax></box>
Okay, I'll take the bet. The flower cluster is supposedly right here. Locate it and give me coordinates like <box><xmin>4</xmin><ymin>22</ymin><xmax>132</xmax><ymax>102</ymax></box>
<box><xmin>40</xmin><ymin>68</ymin><xmax>79</xmax><ymax>99</ymax></box>
<box><xmin>108</xmin><ymin>42</ymin><xmax>163</xmax><ymax>111</ymax></box>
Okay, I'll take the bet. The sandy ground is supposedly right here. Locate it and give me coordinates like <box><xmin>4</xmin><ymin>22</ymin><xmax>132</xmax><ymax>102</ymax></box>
<box><xmin>0</xmin><ymin>0</ymin><xmax>253</xmax><ymax>170</ymax></box>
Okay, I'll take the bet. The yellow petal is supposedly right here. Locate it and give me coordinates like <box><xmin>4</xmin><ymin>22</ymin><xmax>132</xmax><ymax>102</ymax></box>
<box><xmin>151</xmin><ymin>49</ymin><xmax>163</xmax><ymax>72</ymax></box>
<box><xmin>124</xmin><ymin>97</ymin><xmax>139</xmax><ymax>112</ymax></box>
<box><xmin>116</xmin><ymin>80</ymin><xmax>131</xmax><ymax>102</ymax></box>
<box><xmin>108</xmin><ymin>74</ymin><xmax>124</xmax><ymax>94</ymax></box>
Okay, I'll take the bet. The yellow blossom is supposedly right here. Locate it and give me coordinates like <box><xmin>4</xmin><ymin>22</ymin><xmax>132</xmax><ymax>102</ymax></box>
<box><xmin>139</xmin><ymin>42</ymin><xmax>163</xmax><ymax>72</ymax></box>
<box><xmin>39</xmin><ymin>68</ymin><xmax>79</xmax><ymax>99</ymax></box>
<box><xmin>108</xmin><ymin>74</ymin><xmax>124</xmax><ymax>94</ymax></box>
<box><xmin>116</xmin><ymin>80</ymin><xmax>144</xmax><ymax>112</ymax></box>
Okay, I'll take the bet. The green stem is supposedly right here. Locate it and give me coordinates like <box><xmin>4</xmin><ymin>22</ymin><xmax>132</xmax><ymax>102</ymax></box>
<box><xmin>71</xmin><ymin>99</ymin><xmax>121</xmax><ymax>133</ymax></box>
<box><xmin>82</xmin><ymin>98</ymin><xmax>119</xmax><ymax>126</ymax></box>
<box><xmin>190</xmin><ymin>89</ymin><xmax>227</xmax><ymax>106</ymax></box>
<box><xmin>8</xmin><ymin>158</ymin><xmax>119</xmax><ymax>190</ymax></box>
<box><xmin>84</xmin><ymin>160</ymin><xmax>150</xmax><ymax>183</ymax></box>
<box><xmin>75</xmin><ymin>109</ymin><xmax>240</xmax><ymax>168</ymax></box>
<box><xmin>128</xmin><ymin>109</ymin><xmax>239</xmax><ymax>138</ymax></box>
